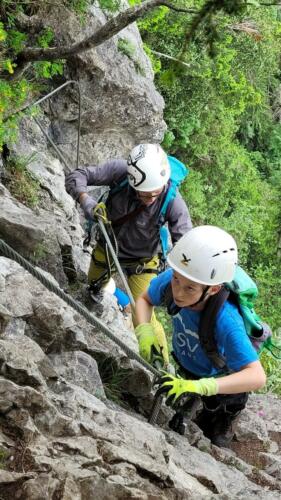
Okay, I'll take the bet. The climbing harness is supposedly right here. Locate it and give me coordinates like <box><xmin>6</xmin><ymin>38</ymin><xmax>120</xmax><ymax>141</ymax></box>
<box><xmin>86</xmin><ymin>211</ymin><xmax>161</xmax><ymax>307</ymax></box>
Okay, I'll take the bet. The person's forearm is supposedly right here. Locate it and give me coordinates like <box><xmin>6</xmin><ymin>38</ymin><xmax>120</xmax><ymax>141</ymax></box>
<box><xmin>216</xmin><ymin>362</ymin><xmax>266</xmax><ymax>394</ymax></box>
<box><xmin>135</xmin><ymin>294</ymin><xmax>153</xmax><ymax>325</ymax></box>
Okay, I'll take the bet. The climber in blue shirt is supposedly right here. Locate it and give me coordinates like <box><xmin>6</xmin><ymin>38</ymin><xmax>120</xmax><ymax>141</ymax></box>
<box><xmin>135</xmin><ymin>225</ymin><xmax>266</xmax><ymax>448</ymax></box>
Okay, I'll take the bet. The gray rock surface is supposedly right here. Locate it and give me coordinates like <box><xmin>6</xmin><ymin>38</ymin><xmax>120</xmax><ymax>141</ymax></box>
<box><xmin>0</xmin><ymin>2</ymin><xmax>280</xmax><ymax>499</ymax></box>
<box><xmin>44</xmin><ymin>2</ymin><xmax>166</xmax><ymax>165</ymax></box>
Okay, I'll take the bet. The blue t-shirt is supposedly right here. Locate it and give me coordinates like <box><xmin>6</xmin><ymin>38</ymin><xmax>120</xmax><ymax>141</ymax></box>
<box><xmin>147</xmin><ymin>269</ymin><xmax>258</xmax><ymax>377</ymax></box>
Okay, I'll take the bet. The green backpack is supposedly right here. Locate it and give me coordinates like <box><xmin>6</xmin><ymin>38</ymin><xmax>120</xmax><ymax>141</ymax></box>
<box><xmin>163</xmin><ymin>266</ymin><xmax>281</xmax><ymax>369</ymax></box>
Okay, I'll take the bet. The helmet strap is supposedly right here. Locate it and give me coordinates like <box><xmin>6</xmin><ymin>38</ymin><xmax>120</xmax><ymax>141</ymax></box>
<box><xmin>188</xmin><ymin>286</ymin><xmax>210</xmax><ymax>308</ymax></box>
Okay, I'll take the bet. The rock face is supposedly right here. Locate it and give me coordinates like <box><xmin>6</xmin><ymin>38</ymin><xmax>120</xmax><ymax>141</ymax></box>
<box><xmin>45</xmin><ymin>2</ymin><xmax>166</xmax><ymax>165</ymax></box>
<box><xmin>1</xmin><ymin>1</ymin><xmax>166</xmax><ymax>285</ymax></box>
<box><xmin>0</xmin><ymin>2</ymin><xmax>281</xmax><ymax>499</ymax></box>
<box><xmin>1</xmin><ymin>255</ymin><xmax>281</xmax><ymax>499</ymax></box>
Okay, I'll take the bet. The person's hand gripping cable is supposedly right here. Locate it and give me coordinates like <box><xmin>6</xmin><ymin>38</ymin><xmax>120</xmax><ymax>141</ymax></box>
<box><xmin>135</xmin><ymin>323</ymin><xmax>169</xmax><ymax>367</ymax></box>
<box><xmin>155</xmin><ymin>373</ymin><xmax>219</xmax><ymax>408</ymax></box>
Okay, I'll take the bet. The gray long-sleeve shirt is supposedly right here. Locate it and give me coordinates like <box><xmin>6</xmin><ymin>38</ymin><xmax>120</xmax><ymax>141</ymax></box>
<box><xmin>65</xmin><ymin>159</ymin><xmax>192</xmax><ymax>261</ymax></box>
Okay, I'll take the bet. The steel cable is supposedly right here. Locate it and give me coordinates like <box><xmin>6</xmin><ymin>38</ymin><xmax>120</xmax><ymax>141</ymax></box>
<box><xmin>0</xmin><ymin>239</ymin><xmax>159</xmax><ymax>377</ymax></box>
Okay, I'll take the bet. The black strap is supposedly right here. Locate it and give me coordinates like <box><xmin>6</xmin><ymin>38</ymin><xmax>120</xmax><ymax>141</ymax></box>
<box><xmin>198</xmin><ymin>287</ymin><xmax>230</xmax><ymax>369</ymax></box>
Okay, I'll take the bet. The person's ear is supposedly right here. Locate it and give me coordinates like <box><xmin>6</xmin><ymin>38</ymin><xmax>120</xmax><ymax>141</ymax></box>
<box><xmin>207</xmin><ymin>285</ymin><xmax>222</xmax><ymax>297</ymax></box>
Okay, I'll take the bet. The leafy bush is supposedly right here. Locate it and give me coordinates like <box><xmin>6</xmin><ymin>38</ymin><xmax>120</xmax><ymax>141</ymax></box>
<box><xmin>140</xmin><ymin>1</ymin><xmax>281</xmax><ymax>393</ymax></box>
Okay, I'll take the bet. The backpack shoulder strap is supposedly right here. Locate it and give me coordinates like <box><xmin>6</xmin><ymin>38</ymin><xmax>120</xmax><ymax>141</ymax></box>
<box><xmin>97</xmin><ymin>175</ymin><xmax>128</xmax><ymax>206</ymax></box>
<box><xmin>199</xmin><ymin>287</ymin><xmax>230</xmax><ymax>369</ymax></box>
<box><xmin>159</xmin><ymin>156</ymin><xmax>188</xmax><ymax>220</ymax></box>
<box><xmin>109</xmin><ymin>175</ymin><xmax>128</xmax><ymax>196</ymax></box>
<box><xmin>159</xmin><ymin>180</ymin><xmax>175</xmax><ymax>221</ymax></box>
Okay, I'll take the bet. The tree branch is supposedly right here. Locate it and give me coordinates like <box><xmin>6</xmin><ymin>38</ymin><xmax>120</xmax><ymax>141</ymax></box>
<box><xmin>16</xmin><ymin>0</ymin><xmax>196</xmax><ymax>65</ymax></box>
<box><xmin>179</xmin><ymin>0</ymin><xmax>217</xmax><ymax>59</ymax></box>
<box><xmin>151</xmin><ymin>49</ymin><xmax>191</xmax><ymax>67</ymax></box>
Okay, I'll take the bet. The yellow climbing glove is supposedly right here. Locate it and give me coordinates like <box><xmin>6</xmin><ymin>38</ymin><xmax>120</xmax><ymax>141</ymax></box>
<box><xmin>135</xmin><ymin>323</ymin><xmax>162</xmax><ymax>364</ymax></box>
<box><xmin>156</xmin><ymin>373</ymin><xmax>219</xmax><ymax>408</ymax></box>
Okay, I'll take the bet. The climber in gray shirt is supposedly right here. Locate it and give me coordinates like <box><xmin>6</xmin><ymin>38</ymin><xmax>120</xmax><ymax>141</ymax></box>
<box><xmin>65</xmin><ymin>143</ymin><xmax>192</xmax><ymax>365</ymax></box>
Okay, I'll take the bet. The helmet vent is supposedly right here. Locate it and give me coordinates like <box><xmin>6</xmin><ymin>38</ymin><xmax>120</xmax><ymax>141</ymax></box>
<box><xmin>212</xmin><ymin>247</ymin><xmax>236</xmax><ymax>257</ymax></box>
<box><xmin>210</xmin><ymin>269</ymin><xmax>216</xmax><ymax>279</ymax></box>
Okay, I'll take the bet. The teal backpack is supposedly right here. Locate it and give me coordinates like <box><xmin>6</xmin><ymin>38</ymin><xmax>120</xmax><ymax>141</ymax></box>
<box><xmin>159</xmin><ymin>156</ymin><xmax>188</xmax><ymax>259</ymax></box>
<box><xmin>163</xmin><ymin>265</ymin><xmax>281</xmax><ymax>369</ymax></box>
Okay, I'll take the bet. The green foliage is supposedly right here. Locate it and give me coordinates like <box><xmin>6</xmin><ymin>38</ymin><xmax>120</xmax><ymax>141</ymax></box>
<box><xmin>156</xmin><ymin>307</ymin><xmax>174</xmax><ymax>364</ymax></box>
<box><xmin>253</xmin><ymin>264</ymin><xmax>281</xmax><ymax>332</ymax></box>
<box><xmin>260</xmin><ymin>349</ymin><xmax>281</xmax><ymax>395</ymax></box>
<box><xmin>140</xmin><ymin>1</ymin><xmax>281</xmax><ymax>394</ymax></box>
<box><xmin>138</xmin><ymin>7</ymin><xmax>169</xmax><ymax>34</ymax></box>
<box><xmin>0</xmin><ymin>80</ymin><xmax>30</xmax><ymax>149</ymax></box>
<box><xmin>143</xmin><ymin>44</ymin><xmax>161</xmax><ymax>73</ymax></box>
<box><xmin>99</xmin><ymin>358</ymin><xmax>131</xmax><ymax>407</ymax></box>
<box><xmin>117</xmin><ymin>37</ymin><xmax>145</xmax><ymax>75</ymax></box>
<box><xmin>4</xmin><ymin>154</ymin><xmax>40</xmax><ymax>207</ymax></box>
<box><xmin>33</xmin><ymin>27</ymin><xmax>65</xmax><ymax>78</ymax></box>
<box><xmin>32</xmin><ymin>242</ymin><xmax>48</xmax><ymax>264</ymax></box>
<box><xmin>34</xmin><ymin>60</ymin><xmax>64</xmax><ymax>79</ymax></box>
<box><xmin>0</xmin><ymin>10</ymin><xmax>67</xmax><ymax>150</ymax></box>
<box><xmin>98</xmin><ymin>0</ymin><xmax>120</xmax><ymax>12</ymax></box>
<box><xmin>98</xmin><ymin>0</ymin><xmax>140</xmax><ymax>9</ymax></box>
<box><xmin>118</xmin><ymin>37</ymin><xmax>136</xmax><ymax>58</ymax></box>
<box><xmin>7</xmin><ymin>29</ymin><xmax>27</xmax><ymax>52</ymax></box>
<box><xmin>68</xmin><ymin>0</ymin><xmax>91</xmax><ymax>16</ymax></box>
<box><xmin>37</xmin><ymin>27</ymin><xmax>54</xmax><ymax>48</ymax></box>
<box><xmin>0</xmin><ymin>448</ymin><xmax>8</xmax><ymax>470</ymax></box>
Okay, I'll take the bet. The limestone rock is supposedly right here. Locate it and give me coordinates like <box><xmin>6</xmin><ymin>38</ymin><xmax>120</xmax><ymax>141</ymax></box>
<box><xmin>48</xmin><ymin>350</ymin><xmax>104</xmax><ymax>398</ymax></box>
<box><xmin>0</xmin><ymin>335</ymin><xmax>57</xmax><ymax>387</ymax></box>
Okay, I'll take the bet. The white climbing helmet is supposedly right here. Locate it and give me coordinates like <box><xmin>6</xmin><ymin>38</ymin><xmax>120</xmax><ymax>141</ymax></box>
<box><xmin>127</xmin><ymin>143</ymin><xmax>170</xmax><ymax>192</ymax></box>
<box><xmin>167</xmin><ymin>226</ymin><xmax>238</xmax><ymax>285</ymax></box>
